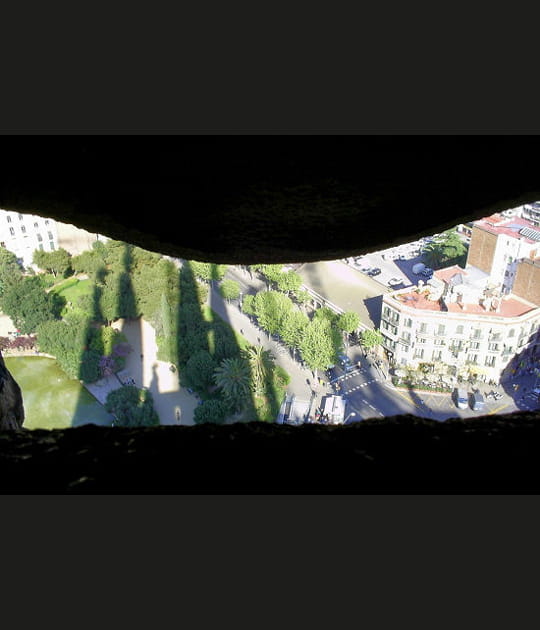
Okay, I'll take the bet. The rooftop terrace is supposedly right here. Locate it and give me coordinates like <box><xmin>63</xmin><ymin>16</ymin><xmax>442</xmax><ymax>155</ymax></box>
<box><xmin>390</xmin><ymin>288</ymin><xmax>538</xmax><ymax>318</ymax></box>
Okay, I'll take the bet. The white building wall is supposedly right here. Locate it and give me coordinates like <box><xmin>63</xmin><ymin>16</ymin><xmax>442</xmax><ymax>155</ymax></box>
<box><xmin>0</xmin><ymin>209</ymin><xmax>58</xmax><ymax>267</ymax></box>
<box><xmin>381</xmin><ymin>295</ymin><xmax>540</xmax><ymax>383</ymax></box>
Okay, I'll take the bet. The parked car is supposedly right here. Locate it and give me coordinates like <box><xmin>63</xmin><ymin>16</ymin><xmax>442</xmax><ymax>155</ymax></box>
<box><xmin>367</xmin><ymin>267</ymin><xmax>381</xmax><ymax>276</ymax></box>
<box><xmin>470</xmin><ymin>391</ymin><xmax>485</xmax><ymax>412</ymax></box>
<box><xmin>388</xmin><ymin>277</ymin><xmax>404</xmax><ymax>287</ymax></box>
<box><xmin>420</xmin><ymin>267</ymin><xmax>433</xmax><ymax>278</ymax></box>
<box><xmin>454</xmin><ymin>388</ymin><xmax>468</xmax><ymax>409</ymax></box>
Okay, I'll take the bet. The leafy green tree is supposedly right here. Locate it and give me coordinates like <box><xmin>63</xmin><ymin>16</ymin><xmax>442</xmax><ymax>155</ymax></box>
<box><xmin>71</xmin><ymin>250</ymin><xmax>102</xmax><ymax>281</ymax></box>
<box><xmin>313</xmin><ymin>306</ymin><xmax>338</xmax><ymax>326</ymax></box>
<box><xmin>32</xmin><ymin>248</ymin><xmax>72</xmax><ymax>278</ymax></box>
<box><xmin>299</xmin><ymin>318</ymin><xmax>341</xmax><ymax>379</ymax></box>
<box><xmin>89</xmin><ymin>326</ymin><xmax>127</xmax><ymax>357</ymax></box>
<box><xmin>189</xmin><ymin>261</ymin><xmax>227</xmax><ymax>283</ymax></box>
<box><xmin>241</xmin><ymin>294</ymin><xmax>256</xmax><ymax>316</ymax></box>
<box><xmin>36</xmin><ymin>313</ymin><xmax>94</xmax><ymax>380</ymax></box>
<box><xmin>280</xmin><ymin>309</ymin><xmax>309</xmax><ymax>350</ymax></box>
<box><xmin>337</xmin><ymin>311</ymin><xmax>361</xmax><ymax>333</ymax></box>
<box><xmin>193</xmin><ymin>399</ymin><xmax>229</xmax><ymax>425</ymax></box>
<box><xmin>213</xmin><ymin>357</ymin><xmax>251</xmax><ymax>410</ymax></box>
<box><xmin>1</xmin><ymin>276</ymin><xmax>63</xmax><ymax>334</ymax></box>
<box><xmin>275</xmin><ymin>270</ymin><xmax>302</xmax><ymax>295</ymax></box>
<box><xmin>184</xmin><ymin>350</ymin><xmax>217</xmax><ymax>393</ymax></box>
<box><xmin>219</xmin><ymin>279</ymin><xmax>240</xmax><ymax>302</ymax></box>
<box><xmin>253</xmin><ymin>291</ymin><xmax>293</xmax><ymax>335</ymax></box>
<box><xmin>359</xmin><ymin>328</ymin><xmax>384</xmax><ymax>350</ymax></box>
<box><xmin>79</xmin><ymin>349</ymin><xmax>102</xmax><ymax>383</ymax></box>
<box><xmin>293</xmin><ymin>289</ymin><xmax>312</xmax><ymax>312</ymax></box>
<box><xmin>0</xmin><ymin>246</ymin><xmax>23</xmax><ymax>299</ymax></box>
<box><xmin>422</xmin><ymin>230</ymin><xmax>468</xmax><ymax>269</ymax></box>
<box><xmin>105</xmin><ymin>385</ymin><xmax>160</xmax><ymax>427</ymax></box>
<box><xmin>243</xmin><ymin>345</ymin><xmax>274</xmax><ymax>395</ymax></box>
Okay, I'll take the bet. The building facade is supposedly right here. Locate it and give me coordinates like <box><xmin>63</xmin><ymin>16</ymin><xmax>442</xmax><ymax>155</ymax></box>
<box><xmin>467</xmin><ymin>214</ymin><xmax>540</xmax><ymax>294</ymax></box>
<box><xmin>0</xmin><ymin>209</ymin><xmax>58</xmax><ymax>267</ymax></box>
<box><xmin>0</xmin><ymin>208</ymin><xmax>107</xmax><ymax>267</ymax></box>
<box><xmin>381</xmin><ymin>266</ymin><xmax>540</xmax><ymax>384</ymax></box>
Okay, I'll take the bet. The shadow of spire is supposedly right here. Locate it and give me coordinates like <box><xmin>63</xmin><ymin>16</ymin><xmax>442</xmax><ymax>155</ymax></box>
<box><xmin>176</xmin><ymin>260</ymin><xmax>269</xmax><ymax>425</ymax></box>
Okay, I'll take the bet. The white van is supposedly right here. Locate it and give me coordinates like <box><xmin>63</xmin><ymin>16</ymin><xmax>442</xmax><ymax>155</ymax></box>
<box><xmin>454</xmin><ymin>388</ymin><xmax>468</xmax><ymax>409</ymax></box>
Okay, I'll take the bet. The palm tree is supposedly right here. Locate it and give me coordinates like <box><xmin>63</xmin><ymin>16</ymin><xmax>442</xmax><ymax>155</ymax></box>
<box><xmin>243</xmin><ymin>345</ymin><xmax>274</xmax><ymax>395</ymax></box>
<box><xmin>213</xmin><ymin>357</ymin><xmax>251</xmax><ymax>409</ymax></box>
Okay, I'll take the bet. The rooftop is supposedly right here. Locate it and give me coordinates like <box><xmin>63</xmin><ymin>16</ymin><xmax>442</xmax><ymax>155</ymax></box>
<box><xmin>474</xmin><ymin>213</ymin><xmax>540</xmax><ymax>245</ymax></box>
<box><xmin>390</xmin><ymin>288</ymin><xmax>538</xmax><ymax>318</ymax></box>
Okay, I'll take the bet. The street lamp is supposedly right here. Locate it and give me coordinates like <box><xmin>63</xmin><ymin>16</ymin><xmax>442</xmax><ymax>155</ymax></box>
<box><xmin>343</xmin><ymin>412</ymin><xmax>357</xmax><ymax>424</ymax></box>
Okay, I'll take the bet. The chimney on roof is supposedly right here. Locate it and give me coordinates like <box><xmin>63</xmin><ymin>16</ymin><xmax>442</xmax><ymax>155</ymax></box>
<box><xmin>491</xmin><ymin>297</ymin><xmax>501</xmax><ymax>312</ymax></box>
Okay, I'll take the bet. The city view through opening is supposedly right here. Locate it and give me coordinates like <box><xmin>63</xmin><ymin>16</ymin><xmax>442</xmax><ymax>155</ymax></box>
<box><xmin>1</xmin><ymin>202</ymin><xmax>540</xmax><ymax>430</ymax></box>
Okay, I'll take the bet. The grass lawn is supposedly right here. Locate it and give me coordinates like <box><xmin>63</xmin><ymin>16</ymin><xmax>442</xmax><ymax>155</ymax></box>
<box><xmin>5</xmin><ymin>356</ymin><xmax>114</xmax><ymax>430</ymax></box>
<box><xmin>50</xmin><ymin>277</ymin><xmax>93</xmax><ymax>315</ymax></box>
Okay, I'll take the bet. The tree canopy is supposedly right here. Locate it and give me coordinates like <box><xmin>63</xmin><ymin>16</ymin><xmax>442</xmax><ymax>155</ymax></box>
<box><xmin>219</xmin><ymin>279</ymin><xmax>240</xmax><ymax>302</ymax></box>
<box><xmin>105</xmin><ymin>385</ymin><xmax>160</xmax><ymax>427</ymax></box>
<box><xmin>33</xmin><ymin>248</ymin><xmax>72</xmax><ymax>278</ymax></box>
<box><xmin>299</xmin><ymin>318</ymin><xmax>342</xmax><ymax>374</ymax></box>
<box><xmin>360</xmin><ymin>328</ymin><xmax>384</xmax><ymax>349</ymax></box>
<box><xmin>422</xmin><ymin>230</ymin><xmax>468</xmax><ymax>269</ymax></box>
<box><xmin>0</xmin><ymin>246</ymin><xmax>23</xmax><ymax>298</ymax></box>
<box><xmin>1</xmin><ymin>276</ymin><xmax>63</xmax><ymax>334</ymax></box>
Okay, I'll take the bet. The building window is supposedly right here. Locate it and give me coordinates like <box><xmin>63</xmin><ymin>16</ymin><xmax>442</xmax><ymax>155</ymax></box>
<box><xmin>18</xmin><ymin>213</ymin><xmax>23</xmax><ymax>220</ymax></box>
<box><xmin>49</xmin><ymin>242</ymin><xmax>55</xmax><ymax>250</ymax></box>
<box><xmin>432</xmin><ymin>350</ymin><xmax>442</xmax><ymax>361</ymax></box>
<box><xmin>45</xmin><ymin>220</ymin><xmax>49</xmax><ymax>225</ymax></box>
<box><xmin>414</xmin><ymin>348</ymin><xmax>425</xmax><ymax>359</ymax></box>
<box><xmin>419</xmin><ymin>323</ymin><xmax>428</xmax><ymax>334</ymax></box>
<box><xmin>488</xmin><ymin>343</ymin><xmax>499</xmax><ymax>352</ymax></box>
<box><xmin>434</xmin><ymin>338</ymin><xmax>445</xmax><ymax>346</ymax></box>
<box><xmin>508</xmin><ymin>329</ymin><xmax>515</xmax><ymax>338</ymax></box>
<box><xmin>39</xmin><ymin>243</ymin><xmax>44</xmax><ymax>251</ymax></box>
<box><xmin>485</xmin><ymin>355</ymin><xmax>496</xmax><ymax>367</ymax></box>
<box><xmin>37</xmin><ymin>234</ymin><xmax>42</xmax><ymax>242</ymax></box>
<box><xmin>9</xmin><ymin>227</ymin><xmax>14</xmax><ymax>236</ymax></box>
<box><xmin>34</xmin><ymin>222</ymin><xmax>39</xmax><ymax>228</ymax></box>
<box><xmin>401</xmin><ymin>331</ymin><xmax>411</xmax><ymax>343</ymax></box>
<box><xmin>467</xmin><ymin>353</ymin><xmax>478</xmax><ymax>364</ymax></box>
<box><xmin>6</xmin><ymin>216</ymin><xmax>11</xmax><ymax>223</ymax></box>
<box><xmin>21</xmin><ymin>225</ymin><xmax>26</xmax><ymax>234</ymax></box>
<box><xmin>456</xmin><ymin>325</ymin><xmax>464</xmax><ymax>335</ymax></box>
<box><xmin>470</xmin><ymin>342</ymin><xmax>480</xmax><ymax>350</ymax></box>
<box><xmin>47</xmin><ymin>231</ymin><xmax>53</xmax><ymax>240</ymax></box>
<box><xmin>404</xmin><ymin>317</ymin><xmax>413</xmax><ymax>328</ymax></box>
<box><xmin>436</xmin><ymin>324</ymin><xmax>445</xmax><ymax>336</ymax></box>
<box><xmin>472</xmin><ymin>328</ymin><xmax>482</xmax><ymax>339</ymax></box>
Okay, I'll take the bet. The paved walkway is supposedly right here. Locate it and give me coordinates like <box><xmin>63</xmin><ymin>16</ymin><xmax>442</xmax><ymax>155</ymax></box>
<box><xmin>208</xmin><ymin>277</ymin><xmax>334</xmax><ymax>410</ymax></box>
<box><xmin>111</xmin><ymin>318</ymin><xmax>198</xmax><ymax>426</ymax></box>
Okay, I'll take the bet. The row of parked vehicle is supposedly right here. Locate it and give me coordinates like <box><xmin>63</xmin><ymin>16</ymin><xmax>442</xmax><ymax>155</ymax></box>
<box><xmin>454</xmin><ymin>388</ymin><xmax>485</xmax><ymax>411</ymax></box>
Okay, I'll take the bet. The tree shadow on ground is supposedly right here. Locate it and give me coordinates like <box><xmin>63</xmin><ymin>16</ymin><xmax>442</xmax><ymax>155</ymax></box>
<box><xmin>71</xmin><ymin>242</ymin><xmax>141</xmax><ymax>427</ymax></box>
<box><xmin>177</xmin><ymin>261</ymin><xmax>276</xmax><ymax>425</ymax></box>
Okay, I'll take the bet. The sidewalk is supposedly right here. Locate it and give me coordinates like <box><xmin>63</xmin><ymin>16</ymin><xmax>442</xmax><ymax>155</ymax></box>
<box><xmin>208</xmin><ymin>282</ymin><xmax>333</xmax><ymax>412</ymax></box>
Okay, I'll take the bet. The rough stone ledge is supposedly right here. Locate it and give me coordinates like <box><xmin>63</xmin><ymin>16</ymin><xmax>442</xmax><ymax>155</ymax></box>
<box><xmin>1</xmin><ymin>412</ymin><xmax>539</xmax><ymax>493</ymax></box>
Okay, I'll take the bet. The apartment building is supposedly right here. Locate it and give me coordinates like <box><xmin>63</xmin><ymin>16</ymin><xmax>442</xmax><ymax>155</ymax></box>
<box><xmin>0</xmin><ymin>209</ymin><xmax>58</xmax><ymax>267</ymax></box>
<box><xmin>467</xmin><ymin>213</ymin><xmax>540</xmax><ymax>294</ymax></box>
<box><xmin>0</xmin><ymin>209</ymin><xmax>107</xmax><ymax>267</ymax></box>
<box><xmin>381</xmin><ymin>265</ymin><xmax>540</xmax><ymax>383</ymax></box>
